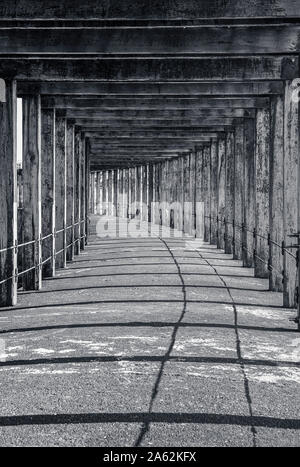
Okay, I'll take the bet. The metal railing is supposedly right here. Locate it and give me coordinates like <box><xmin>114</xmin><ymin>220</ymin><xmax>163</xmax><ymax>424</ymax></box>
<box><xmin>0</xmin><ymin>219</ymin><xmax>87</xmax><ymax>288</ymax></box>
<box><xmin>204</xmin><ymin>214</ymin><xmax>299</xmax><ymax>329</ymax></box>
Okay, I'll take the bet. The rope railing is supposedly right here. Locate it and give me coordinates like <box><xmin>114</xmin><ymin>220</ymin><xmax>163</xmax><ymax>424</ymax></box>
<box><xmin>0</xmin><ymin>218</ymin><xmax>88</xmax><ymax>287</ymax></box>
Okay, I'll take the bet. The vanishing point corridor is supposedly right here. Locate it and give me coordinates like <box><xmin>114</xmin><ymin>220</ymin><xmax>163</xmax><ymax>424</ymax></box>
<box><xmin>0</xmin><ymin>217</ymin><xmax>299</xmax><ymax>447</ymax></box>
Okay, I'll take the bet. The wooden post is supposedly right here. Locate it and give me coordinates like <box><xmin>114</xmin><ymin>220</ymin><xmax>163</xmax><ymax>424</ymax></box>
<box><xmin>217</xmin><ymin>137</ymin><xmax>226</xmax><ymax>250</ymax></box>
<box><xmin>270</xmin><ymin>95</ymin><xmax>284</xmax><ymax>291</ymax></box>
<box><xmin>80</xmin><ymin>135</ymin><xmax>86</xmax><ymax>250</ymax></box>
<box><xmin>234</xmin><ymin>123</ymin><xmax>244</xmax><ymax>260</ymax></box>
<box><xmin>96</xmin><ymin>172</ymin><xmax>101</xmax><ymax>215</ymax></box>
<box><xmin>195</xmin><ymin>148</ymin><xmax>204</xmax><ymax>239</ymax></box>
<box><xmin>22</xmin><ymin>94</ymin><xmax>42</xmax><ymax>290</ymax></box>
<box><xmin>148</xmin><ymin>164</ymin><xmax>154</xmax><ymax>225</ymax></box>
<box><xmin>190</xmin><ymin>151</ymin><xmax>196</xmax><ymax>237</ymax></box>
<box><xmin>66</xmin><ymin>121</ymin><xmax>75</xmax><ymax>262</ymax></box>
<box><xmin>203</xmin><ymin>146</ymin><xmax>211</xmax><ymax>243</ymax></box>
<box><xmin>0</xmin><ymin>80</ymin><xmax>18</xmax><ymax>306</ymax></box>
<box><xmin>142</xmin><ymin>165</ymin><xmax>148</xmax><ymax>223</ymax></box>
<box><xmin>210</xmin><ymin>141</ymin><xmax>218</xmax><ymax>245</ymax></box>
<box><xmin>113</xmin><ymin>169</ymin><xmax>118</xmax><ymax>217</ymax></box>
<box><xmin>225</xmin><ymin>131</ymin><xmax>235</xmax><ymax>254</ymax></box>
<box><xmin>74</xmin><ymin>129</ymin><xmax>81</xmax><ymax>256</ymax></box>
<box><xmin>243</xmin><ymin>118</ymin><xmax>256</xmax><ymax>268</ymax></box>
<box><xmin>41</xmin><ymin>108</ymin><xmax>56</xmax><ymax>277</ymax></box>
<box><xmin>283</xmin><ymin>80</ymin><xmax>299</xmax><ymax>307</ymax></box>
<box><xmin>55</xmin><ymin>116</ymin><xmax>67</xmax><ymax>269</ymax></box>
<box><xmin>255</xmin><ymin>108</ymin><xmax>271</xmax><ymax>278</ymax></box>
<box><xmin>183</xmin><ymin>154</ymin><xmax>192</xmax><ymax>235</ymax></box>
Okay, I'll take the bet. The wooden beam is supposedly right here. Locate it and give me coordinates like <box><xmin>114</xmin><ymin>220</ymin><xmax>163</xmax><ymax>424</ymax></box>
<box><xmin>57</xmin><ymin>109</ymin><xmax>254</xmax><ymax>119</ymax></box>
<box><xmin>66</xmin><ymin>122</ymin><xmax>75</xmax><ymax>261</ymax></box>
<box><xmin>0</xmin><ymin>57</ymin><xmax>297</xmax><ymax>81</ymax></box>
<box><xmin>18</xmin><ymin>81</ymin><xmax>284</xmax><ymax>96</ymax></box>
<box><xmin>1</xmin><ymin>1</ymin><xmax>298</xmax><ymax>19</ymax></box>
<box><xmin>2</xmin><ymin>26</ymin><xmax>300</xmax><ymax>55</ymax></box>
<box><xmin>42</xmin><ymin>97</ymin><xmax>270</xmax><ymax>109</ymax></box>
<box><xmin>0</xmin><ymin>80</ymin><xmax>17</xmax><ymax>306</ymax></box>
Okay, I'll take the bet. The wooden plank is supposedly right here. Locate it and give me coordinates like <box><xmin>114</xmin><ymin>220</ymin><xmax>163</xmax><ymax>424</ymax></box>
<box><xmin>0</xmin><ymin>80</ymin><xmax>17</xmax><ymax>306</ymax></box>
<box><xmin>19</xmin><ymin>81</ymin><xmax>284</xmax><ymax>96</ymax></box>
<box><xmin>1</xmin><ymin>1</ymin><xmax>298</xmax><ymax>19</ymax></box>
<box><xmin>2</xmin><ymin>25</ymin><xmax>300</xmax><ymax>56</ymax></box>
<box><xmin>42</xmin><ymin>97</ymin><xmax>270</xmax><ymax>109</ymax></box>
<box><xmin>41</xmin><ymin>108</ymin><xmax>56</xmax><ymax>276</ymax></box>
<box><xmin>0</xmin><ymin>57</ymin><xmax>297</xmax><ymax>81</ymax></box>
<box><xmin>22</xmin><ymin>94</ymin><xmax>42</xmax><ymax>290</ymax></box>
<box><xmin>56</xmin><ymin>109</ymin><xmax>252</xmax><ymax>118</ymax></box>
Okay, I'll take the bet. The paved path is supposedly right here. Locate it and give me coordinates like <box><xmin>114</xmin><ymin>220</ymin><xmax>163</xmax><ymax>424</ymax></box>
<box><xmin>0</xmin><ymin>229</ymin><xmax>299</xmax><ymax>446</ymax></box>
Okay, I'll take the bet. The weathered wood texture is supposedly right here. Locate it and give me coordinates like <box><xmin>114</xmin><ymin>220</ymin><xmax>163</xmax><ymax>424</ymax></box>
<box><xmin>22</xmin><ymin>95</ymin><xmax>42</xmax><ymax>290</ymax></box>
<box><xmin>66</xmin><ymin>122</ymin><xmax>75</xmax><ymax>262</ymax></box>
<box><xmin>255</xmin><ymin>108</ymin><xmax>271</xmax><ymax>278</ymax></box>
<box><xmin>283</xmin><ymin>81</ymin><xmax>299</xmax><ymax>307</ymax></box>
<box><xmin>210</xmin><ymin>141</ymin><xmax>218</xmax><ymax>244</ymax></box>
<box><xmin>243</xmin><ymin>118</ymin><xmax>256</xmax><ymax>268</ymax></box>
<box><xmin>217</xmin><ymin>137</ymin><xmax>226</xmax><ymax>250</ymax></box>
<box><xmin>55</xmin><ymin>117</ymin><xmax>67</xmax><ymax>268</ymax></box>
<box><xmin>41</xmin><ymin>108</ymin><xmax>56</xmax><ymax>277</ymax></box>
<box><xmin>270</xmin><ymin>95</ymin><xmax>284</xmax><ymax>292</ymax></box>
<box><xmin>233</xmin><ymin>123</ymin><xmax>244</xmax><ymax>261</ymax></box>
<box><xmin>225</xmin><ymin>131</ymin><xmax>235</xmax><ymax>254</ymax></box>
<box><xmin>0</xmin><ymin>80</ymin><xmax>17</xmax><ymax>306</ymax></box>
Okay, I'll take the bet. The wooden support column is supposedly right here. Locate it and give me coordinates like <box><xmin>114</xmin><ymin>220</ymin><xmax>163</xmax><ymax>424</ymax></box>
<box><xmin>148</xmin><ymin>164</ymin><xmax>154</xmax><ymax>224</ymax></box>
<box><xmin>66</xmin><ymin>121</ymin><xmax>75</xmax><ymax>262</ymax></box>
<box><xmin>203</xmin><ymin>146</ymin><xmax>211</xmax><ymax>243</ymax></box>
<box><xmin>142</xmin><ymin>165</ymin><xmax>148</xmax><ymax>223</ymax></box>
<box><xmin>123</xmin><ymin>169</ymin><xmax>129</xmax><ymax>219</ymax></box>
<box><xmin>113</xmin><ymin>169</ymin><xmax>118</xmax><ymax>217</ymax></box>
<box><xmin>136</xmin><ymin>166</ymin><xmax>142</xmax><ymax>220</ymax></box>
<box><xmin>107</xmin><ymin>170</ymin><xmax>113</xmax><ymax>216</ymax></box>
<box><xmin>96</xmin><ymin>172</ymin><xmax>101</xmax><ymax>215</ymax></box>
<box><xmin>183</xmin><ymin>154</ymin><xmax>192</xmax><ymax>235</ymax></box>
<box><xmin>22</xmin><ymin>94</ymin><xmax>42</xmax><ymax>290</ymax></box>
<box><xmin>217</xmin><ymin>137</ymin><xmax>226</xmax><ymax>250</ymax></box>
<box><xmin>234</xmin><ymin>123</ymin><xmax>244</xmax><ymax>260</ymax></box>
<box><xmin>0</xmin><ymin>80</ymin><xmax>17</xmax><ymax>306</ymax></box>
<box><xmin>55</xmin><ymin>116</ymin><xmax>67</xmax><ymax>268</ymax></box>
<box><xmin>195</xmin><ymin>148</ymin><xmax>204</xmax><ymax>239</ymax></box>
<box><xmin>41</xmin><ymin>108</ymin><xmax>56</xmax><ymax>277</ymax></box>
<box><xmin>243</xmin><ymin>118</ymin><xmax>256</xmax><ymax>268</ymax></box>
<box><xmin>85</xmin><ymin>143</ymin><xmax>90</xmax><ymax>244</ymax></box>
<box><xmin>130</xmin><ymin>167</ymin><xmax>136</xmax><ymax>219</ymax></box>
<box><xmin>177</xmin><ymin>157</ymin><xmax>184</xmax><ymax>233</ymax></box>
<box><xmin>153</xmin><ymin>163</ymin><xmax>160</xmax><ymax>225</ymax></box>
<box><xmin>270</xmin><ymin>96</ymin><xmax>284</xmax><ymax>291</ymax></box>
<box><xmin>190</xmin><ymin>151</ymin><xmax>196</xmax><ymax>237</ymax></box>
<box><xmin>210</xmin><ymin>141</ymin><xmax>218</xmax><ymax>244</ymax></box>
<box><xmin>225</xmin><ymin>131</ymin><xmax>235</xmax><ymax>254</ymax></box>
<box><xmin>74</xmin><ymin>130</ymin><xmax>81</xmax><ymax>255</ymax></box>
<box><xmin>255</xmin><ymin>108</ymin><xmax>271</xmax><ymax>278</ymax></box>
<box><xmin>283</xmin><ymin>81</ymin><xmax>299</xmax><ymax>307</ymax></box>
<box><xmin>80</xmin><ymin>135</ymin><xmax>86</xmax><ymax>250</ymax></box>
<box><xmin>102</xmin><ymin>171</ymin><xmax>107</xmax><ymax>216</ymax></box>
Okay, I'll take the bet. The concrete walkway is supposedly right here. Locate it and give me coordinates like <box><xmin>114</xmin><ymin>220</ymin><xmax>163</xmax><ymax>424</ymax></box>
<box><xmin>0</xmin><ymin>230</ymin><xmax>299</xmax><ymax>447</ymax></box>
